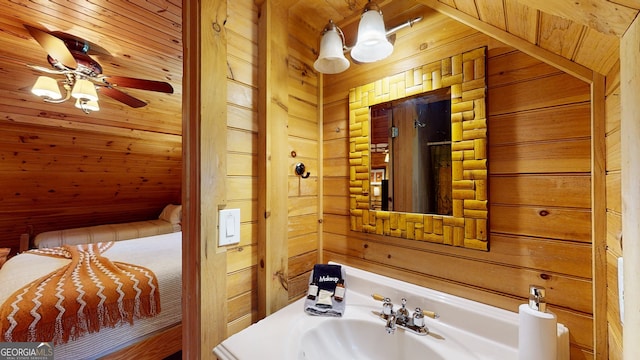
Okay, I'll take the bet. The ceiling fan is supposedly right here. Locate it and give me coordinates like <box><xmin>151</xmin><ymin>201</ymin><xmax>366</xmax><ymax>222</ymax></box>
<box><xmin>24</xmin><ymin>24</ymin><xmax>173</xmax><ymax>112</ymax></box>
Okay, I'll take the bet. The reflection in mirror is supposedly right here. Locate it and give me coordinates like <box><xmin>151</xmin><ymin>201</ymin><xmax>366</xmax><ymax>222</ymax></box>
<box><xmin>369</xmin><ymin>88</ymin><xmax>452</xmax><ymax>215</ymax></box>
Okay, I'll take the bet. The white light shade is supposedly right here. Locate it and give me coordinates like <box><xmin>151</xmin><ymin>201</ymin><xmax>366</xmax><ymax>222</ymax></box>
<box><xmin>373</xmin><ymin>186</ymin><xmax>381</xmax><ymax>197</ymax></box>
<box><xmin>351</xmin><ymin>10</ymin><xmax>393</xmax><ymax>63</ymax></box>
<box><xmin>75</xmin><ymin>98</ymin><xmax>100</xmax><ymax>112</ymax></box>
<box><xmin>31</xmin><ymin>76</ymin><xmax>62</xmax><ymax>99</ymax></box>
<box><xmin>314</xmin><ymin>27</ymin><xmax>350</xmax><ymax>74</ymax></box>
<box><xmin>71</xmin><ymin>78</ymin><xmax>98</xmax><ymax>102</ymax></box>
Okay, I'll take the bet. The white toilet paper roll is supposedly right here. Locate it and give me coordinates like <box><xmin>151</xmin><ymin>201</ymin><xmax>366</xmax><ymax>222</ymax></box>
<box><xmin>518</xmin><ymin>303</ymin><xmax>557</xmax><ymax>360</ymax></box>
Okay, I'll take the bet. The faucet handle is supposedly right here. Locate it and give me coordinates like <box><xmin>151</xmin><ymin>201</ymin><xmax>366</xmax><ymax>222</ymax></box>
<box><xmin>397</xmin><ymin>298</ymin><xmax>410</xmax><ymax>318</ymax></box>
<box><xmin>413</xmin><ymin>307</ymin><xmax>425</xmax><ymax>327</ymax></box>
<box><xmin>382</xmin><ymin>297</ymin><xmax>393</xmax><ymax>315</ymax></box>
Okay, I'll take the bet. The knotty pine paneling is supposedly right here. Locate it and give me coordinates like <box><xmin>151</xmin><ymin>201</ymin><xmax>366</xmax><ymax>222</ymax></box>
<box><xmin>0</xmin><ymin>120</ymin><xmax>181</xmax><ymax>252</ymax></box>
<box><xmin>490</xmin><ymin>204</ymin><xmax>592</xmax><ymax>242</ymax></box>
<box><xmin>288</xmin><ymin>214</ymin><xmax>318</xmax><ymax>238</ymax></box>
<box><xmin>490</xmin><ymin>139</ymin><xmax>592</xmax><ymax>174</ymax></box>
<box><xmin>221</xmin><ymin>0</ymin><xmax>261</xmax><ymax>331</ymax></box>
<box><xmin>488</xmin><ymin>73</ymin><xmax>590</xmax><ymax>115</ymax></box>
<box><xmin>288</xmin><ymin>232</ymin><xmax>317</xmax><ymax>258</ymax></box>
<box><xmin>227</xmin><ymin>266</ymin><xmax>257</xmax><ymax>300</ymax></box>
<box><xmin>228</xmin><ymin>291</ymin><xmax>255</xmax><ymax>323</ymax></box>
<box><xmin>228</xmin><ymin>104</ymin><xmax>258</xmax><ymax>132</ymax></box>
<box><xmin>489</xmin><ymin>104</ymin><xmax>591</xmax><ymax>145</ymax></box>
<box><xmin>322</xmin><ymin>16</ymin><xmax>595</xmax><ymax>355</ymax></box>
<box><xmin>282</xmin><ymin>12</ymin><xmax>322</xmax><ymax>302</ymax></box>
<box><xmin>0</xmin><ymin>0</ymin><xmax>182</xmax><ymax>254</ymax></box>
<box><xmin>490</xmin><ymin>175</ymin><xmax>591</xmax><ymax>208</ymax></box>
<box><xmin>288</xmin><ymin>250</ymin><xmax>317</xmax><ymax>301</ymax></box>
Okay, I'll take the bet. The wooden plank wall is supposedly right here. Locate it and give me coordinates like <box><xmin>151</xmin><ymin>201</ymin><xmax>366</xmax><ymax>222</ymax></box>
<box><xmin>0</xmin><ymin>92</ymin><xmax>181</xmax><ymax>253</ymax></box>
<box><xmin>604</xmin><ymin>61</ymin><xmax>623</xmax><ymax>358</ymax></box>
<box><xmin>322</xmin><ymin>16</ymin><xmax>597</xmax><ymax>358</ymax></box>
<box><xmin>224</xmin><ymin>0</ymin><xmax>260</xmax><ymax>336</ymax></box>
<box><xmin>0</xmin><ymin>2</ymin><xmax>182</xmax><ymax>254</ymax></box>
<box><xmin>285</xmin><ymin>15</ymin><xmax>321</xmax><ymax>301</ymax></box>
<box><xmin>223</xmin><ymin>0</ymin><xmax>320</xmax><ymax>336</ymax></box>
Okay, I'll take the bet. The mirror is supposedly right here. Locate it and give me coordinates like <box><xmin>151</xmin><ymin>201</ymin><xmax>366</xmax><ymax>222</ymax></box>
<box><xmin>369</xmin><ymin>88</ymin><xmax>452</xmax><ymax>215</ymax></box>
<box><xmin>349</xmin><ymin>47</ymin><xmax>488</xmax><ymax>250</ymax></box>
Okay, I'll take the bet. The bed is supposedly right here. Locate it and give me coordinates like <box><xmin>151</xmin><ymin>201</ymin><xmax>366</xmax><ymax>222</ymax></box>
<box><xmin>33</xmin><ymin>204</ymin><xmax>182</xmax><ymax>249</ymax></box>
<box><xmin>0</xmin><ymin>231</ymin><xmax>182</xmax><ymax>360</ymax></box>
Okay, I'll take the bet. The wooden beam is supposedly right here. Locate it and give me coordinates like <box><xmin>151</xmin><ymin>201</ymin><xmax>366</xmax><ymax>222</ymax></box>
<box><xmin>318</xmin><ymin>75</ymin><xmax>324</xmax><ymax>265</ymax></box>
<box><xmin>415</xmin><ymin>0</ymin><xmax>594</xmax><ymax>82</ymax></box>
<box><xmin>257</xmin><ymin>0</ymin><xmax>290</xmax><ymax>317</ymax></box>
<box><xmin>591</xmin><ymin>72</ymin><xmax>608</xmax><ymax>359</ymax></box>
<box><xmin>182</xmin><ymin>0</ymin><xmax>202</xmax><ymax>358</ymax></box>
<box><xmin>183</xmin><ymin>0</ymin><xmax>229</xmax><ymax>358</ymax></box>
<box><xmin>516</xmin><ymin>0</ymin><xmax>637</xmax><ymax>37</ymax></box>
<box><xmin>621</xmin><ymin>14</ymin><xmax>640</xmax><ymax>360</ymax></box>
<box><xmin>613</xmin><ymin>0</ymin><xmax>640</xmax><ymax>11</ymax></box>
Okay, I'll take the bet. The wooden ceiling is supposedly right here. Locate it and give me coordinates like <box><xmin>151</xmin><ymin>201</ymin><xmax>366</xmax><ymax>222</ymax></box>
<box><xmin>0</xmin><ymin>0</ymin><xmax>182</xmax><ymax>134</ymax></box>
<box><xmin>0</xmin><ymin>0</ymin><xmax>636</xmax><ymax>126</ymax></box>
<box><xmin>290</xmin><ymin>0</ymin><xmax>638</xmax><ymax>77</ymax></box>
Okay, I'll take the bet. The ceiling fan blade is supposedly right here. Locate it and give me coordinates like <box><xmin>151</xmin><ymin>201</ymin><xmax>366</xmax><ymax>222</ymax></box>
<box><xmin>99</xmin><ymin>87</ymin><xmax>147</xmax><ymax>108</ymax></box>
<box><xmin>24</xmin><ymin>25</ymin><xmax>77</xmax><ymax>69</ymax></box>
<box><xmin>26</xmin><ymin>64</ymin><xmax>68</xmax><ymax>75</ymax></box>
<box><xmin>101</xmin><ymin>76</ymin><xmax>174</xmax><ymax>94</ymax></box>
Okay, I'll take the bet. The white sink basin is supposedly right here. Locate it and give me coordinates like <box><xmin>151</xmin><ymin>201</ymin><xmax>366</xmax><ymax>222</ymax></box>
<box><xmin>297</xmin><ymin>318</ymin><xmax>447</xmax><ymax>360</ymax></box>
<box><xmin>213</xmin><ymin>263</ymin><xmax>566</xmax><ymax>360</ymax></box>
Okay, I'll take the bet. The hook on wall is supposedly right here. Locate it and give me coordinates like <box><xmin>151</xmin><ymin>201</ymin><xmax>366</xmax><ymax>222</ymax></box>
<box><xmin>295</xmin><ymin>162</ymin><xmax>310</xmax><ymax>179</ymax></box>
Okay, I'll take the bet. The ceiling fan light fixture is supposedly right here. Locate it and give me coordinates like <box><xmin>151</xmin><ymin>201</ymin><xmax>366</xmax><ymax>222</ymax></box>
<box><xmin>71</xmin><ymin>78</ymin><xmax>98</xmax><ymax>102</ymax></box>
<box><xmin>314</xmin><ymin>20</ymin><xmax>350</xmax><ymax>74</ymax></box>
<box><xmin>351</xmin><ymin>1</ymin><xmax>393</xmax><ymax>63</ymax></box>
<box><xmin>31</xmin><ymin>76</ymin><xmax>62</xmax><ymax>100</ymax></box>
<box><xmin>75</xmin><ymin>98</ymin><xmax>100</xmax><ymax>113</ymax></box>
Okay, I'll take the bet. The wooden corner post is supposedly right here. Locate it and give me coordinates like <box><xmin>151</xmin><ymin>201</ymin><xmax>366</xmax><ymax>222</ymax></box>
<box><xmin>183</xmin><ymin>0</ymin><xmax>229</xmax><ymax>358</ymax></box>
<box><xmin>257</xmin><ymin>0</ymin><xmax>292</xmax><ymax>318</ymax></box>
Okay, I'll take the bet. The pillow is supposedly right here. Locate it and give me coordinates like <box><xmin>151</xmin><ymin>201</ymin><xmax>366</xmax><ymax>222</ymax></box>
<box><xmin>159</xmin><ymin>204</ymin><xmax>182</xmax><ymax>225</ymax></box>
<box><xmin>0</xmin><ymin>248</ymin><xmax>10</xmax><ymax>269</ymax></box>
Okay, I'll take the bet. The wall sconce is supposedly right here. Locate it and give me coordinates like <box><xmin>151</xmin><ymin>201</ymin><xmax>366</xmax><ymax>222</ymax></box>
<box><xmin>313</xmin><ymin>1</ymin><xmax>422</xmax><ymax>74</ymax></box>
<box><xmin>31</xmin><ymin>74</ymin><xmax>100</xmax><ymax>114</ymax></box>
<box><xmin>313</xmin><ymin>20</ymin><xmax>350</xmax><ymax>74</ymax></box>
<box><xmin>351</xmin><ymin>1</ymin><xmax>393</xmax><ymax>63</ymax></box>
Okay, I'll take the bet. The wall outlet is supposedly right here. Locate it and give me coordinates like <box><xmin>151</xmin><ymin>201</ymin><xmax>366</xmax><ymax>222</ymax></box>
<box><xmin>219</xmin><ymin>208</ymin><xmax>240</xmax><ymax>246</ymax></box>
<box><xmin>618</xmin><ymin>256</ymin><xmax>624</xmax><ymax>324</ymax></box>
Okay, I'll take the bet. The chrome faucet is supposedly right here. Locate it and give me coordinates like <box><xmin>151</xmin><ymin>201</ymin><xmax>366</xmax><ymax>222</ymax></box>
<box><xmin>396</xmin><ymin>298</ymin><xmax>410</xmax><ymax>324</ymax></box>
<box><xmin>382</xmin><ymin>298</ymin><xmax>396</xmax><ymax>334</ymax></box>
<box><xmin>375</xmin><ymin>295</ymin><xmax>435</xmax><ymax>336</ymax></box>
<box><xmin>385</xmin><ymin>312</ymin><xmax>397</xmax><ymax>334</ymax></box>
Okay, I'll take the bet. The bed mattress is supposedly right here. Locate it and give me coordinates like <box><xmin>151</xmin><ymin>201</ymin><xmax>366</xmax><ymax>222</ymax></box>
<box><xmin>33</xmin><ymin>219</ymin><xmax>181</xmax><ymax>249</ymax></box>
<box><xmin>0</xmin><ymin>231</ymin><xmax>182</xmax><ymax>359</ymax></box>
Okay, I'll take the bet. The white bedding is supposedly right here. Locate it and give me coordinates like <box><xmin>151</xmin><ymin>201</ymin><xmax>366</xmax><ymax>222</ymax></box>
<box><xmin>0</xmin><ymin>231</ymin><xmax>182</xmax><ymax>360</ymax></box>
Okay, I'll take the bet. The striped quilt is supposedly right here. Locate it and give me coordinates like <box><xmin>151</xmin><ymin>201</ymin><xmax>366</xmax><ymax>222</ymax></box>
<box><xmin>0</xmin><ymin>242</ymin><xmax>161</xmax><ymax>344</ymax></box>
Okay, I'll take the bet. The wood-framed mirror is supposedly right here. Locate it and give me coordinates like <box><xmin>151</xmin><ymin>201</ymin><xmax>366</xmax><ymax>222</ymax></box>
<box><xmin>348</xmin><ymin>46</ymin><xmax>488</xmax><ymax>251</ymax></box>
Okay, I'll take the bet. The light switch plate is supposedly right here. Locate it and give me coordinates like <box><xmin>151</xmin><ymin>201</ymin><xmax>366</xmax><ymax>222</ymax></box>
<box><xmin>219</xmin><ymin>208</ymin><xmax>240</xmax><ymax>246</ymax></box>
